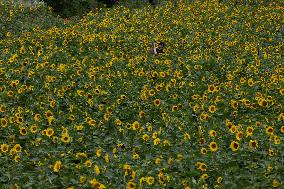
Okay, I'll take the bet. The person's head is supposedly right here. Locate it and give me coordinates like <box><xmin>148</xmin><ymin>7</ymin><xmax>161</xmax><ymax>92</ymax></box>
<box><xmin>158</xmin><ymin>42</ymin><xmax>165</xmax><ymax>48</ymax></box>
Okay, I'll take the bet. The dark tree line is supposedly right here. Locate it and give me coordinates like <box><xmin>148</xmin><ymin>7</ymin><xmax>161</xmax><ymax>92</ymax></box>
<box><xmin>42</xmin><ymin>0</ymin><xmax>158</xmax><ymax>18</ymax></box>
<box><xmin>149</xmin><ymin>0</ymin><xmax>156</xmax><ymax>6</ymax></box>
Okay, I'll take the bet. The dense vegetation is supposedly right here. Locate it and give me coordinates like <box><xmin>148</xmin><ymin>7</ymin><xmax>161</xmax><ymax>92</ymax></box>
<box><xmin>0</xmin><ymin>0</ymin><xmax>283</xmax><ymax>188</ymax></box>
<box><xmin>9</xmin><ymin>0</ymin><xmax>159</xmax><ymax>18</ymax></box>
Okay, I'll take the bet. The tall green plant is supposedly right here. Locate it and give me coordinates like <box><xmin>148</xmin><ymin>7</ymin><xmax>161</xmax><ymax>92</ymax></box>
<box><xmin>42</xmin><ymin>0</ymin><xmax>93</xmax><ymax>18</ymax></box>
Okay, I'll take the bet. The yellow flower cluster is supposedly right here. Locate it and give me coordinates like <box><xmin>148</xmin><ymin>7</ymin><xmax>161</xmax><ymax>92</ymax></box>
<box><xmin>0</xmin><ymin>0</ymin><xmax>283</xmax><ymax>188</ymax></box>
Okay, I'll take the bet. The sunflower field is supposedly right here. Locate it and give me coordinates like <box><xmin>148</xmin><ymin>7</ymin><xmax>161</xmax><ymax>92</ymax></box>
<box><xmin>0</xmin><ymin>0</ymin><xmax>283</xmax><ymax>188</ymax></box>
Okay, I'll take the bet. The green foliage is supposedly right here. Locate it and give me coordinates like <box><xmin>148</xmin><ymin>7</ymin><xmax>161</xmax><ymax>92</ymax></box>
<box><xmin>38</xmin><ymin>0</ymin><xmax>160</xmax><ymax>17</ymax></box>
<box><xmin>0</xmin><ymin>2</ymin><xmax>65</xmax><ymax>39</ymax></box>
<box><xmin>41</xmin><ymin>0</ymin><xmax>96</xmax><ymax>18</ymax></box>
<box><xmin>0</xmin><ymin>0</ymin><xmax>283</xmax><ymax>188</ymax></box>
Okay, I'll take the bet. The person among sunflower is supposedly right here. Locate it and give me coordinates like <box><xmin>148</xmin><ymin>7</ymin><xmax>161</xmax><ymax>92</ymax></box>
<box><xmin>151</xmin><ymin>41</ymin><xmax>165</xmax><ymax>55</ymax></box>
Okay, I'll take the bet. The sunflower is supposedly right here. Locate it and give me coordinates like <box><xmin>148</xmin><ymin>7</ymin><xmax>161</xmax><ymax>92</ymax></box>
<box><xmin>200</xmin><ymin>112</ymin><xmax>209</xmax><ymax>121</ymax></box>
<box><xmin>116</xmin><ymin>98</ymin><xmax>121</xmax><ymax>104</ymax></box>
<box><xmin>94</xmin><ymin>88</ymin><xmax>101</xmax><ymax>95</ymax></box>
<box><xmin>280</xmin><ymin>126</ymin><xmax>284</xmax><ymax>133</ymax></box>
<box><xmin>172</xmin><ymin>105</ymin><xmax>178</xmax><ymax>112</ymax></box>
<box><xmin>209</xmin><ymin>141</ymin><xmax>218</xmax><ymax>152</ymax></box>
<box><xmin>1</xmin><ymin>118</ymin><xmax>7</xmax><ymax>128</ymax></box>
<box><xmin>53</xmin><ymin>160</ymin><xmax>62</xmax><ymax>173</ymax></box>
<box><xmin>165</xmin><ymin>84</ymin><xmax>171</xmax><ymax>92</ymax></box>
<box><xmin>208</xmin><ymin>105</ymin><xmax>217</xmax><ymax>113</ymax></box>
<box><xmin>236</xmin><ymin>131</ymin><xmax>244</xmax><ymax>141</ymax></box>
<box><xmin>171</xmin><ymin>93</ymin><xmax>178</xmax><ymax>99</ymax></box>
<box><xmin>79</xmin><ymin>176</ymin><xmax>87</xmax><ymax>184</ymax></box>
<box><xmin>255</xmin><ymin>121</ymin><xmax>261</xmax><ymax>127</ymax></box>
<box><xmin>94</xmin><ymin>164</ymin><xmax>100</xmax><ymax>175</ymax></box>
<box><xmin>0</xmin><ymin>105</ymin><xmax>6</xmax><ymax>113</ymax></box>
<box><xmin>84</xmin><ymin>160</ymin><xmax>92</xmax><ymax>168</ymax></box>
<box><xmin>19</xmin><ymin>127</ymin><xmax>27</xmax><ymax>136</ymax></box>
<box><xmin>61</xmin><ymin>134</ymin><xmax>71</xmax><ymax>143</ymax></box>
<box><xmin>155</xmin><ymin>84</ymin><xmax>163</xmax><ymax>91</ymax></box>
<box><xmin>14</xmin><ymin>144</ymin><xmax>22</xmax><ymax>153</ymax></box>
<box><xmin>14</xmin><ymin>155</ymin><xmax>21</xmax><ymax>162</ymax></box>
<box><xmin>249</xmin><ymin>140</ymin><xmax>258</xmax><ymax>148</ymax></box>
<box><xmin>123</xmin><ymin>164</ymin><xmax>131</xmax><ymax>174</ymax></box>
<box><xmin>34</xmin><ymin>114</ymin><xmax>41</xmax><ymax>121</ymax></box>
<box><xmin>199</xmin><ymin>137</ymin><xmax>206</xmax><ymax>145</ymax></box>
<box><xmin>1</xmin><ymin>144</ymin><xmax>9</xmax><ymax>153</ymax></box>
<box><xmin>148</xmin><ymin>89</ymin><xmax>156</xmax><ymax>96</ymax></box>
<box><xmin>120</xmin><ymin>94</ymin><xmax>126</xmax><ymax>100</ymax></box>
<box><xmin>208</xmin><ymin>85</ymin><xmax>216</xmax><ymax>93</ymax></box>
<box><xmin>104</xmin><ymin>153</ymin><xmax>110</xmax><ymax>163</ymax></box>
<box><xmin>16</xmin><ymin>116</ymin><xmax>24</xmax><ymax>124</ymax></box>
<box><xmin>50</xmin><ymin>100</ymin><xmax>56</xmax><ymax>108</ymax></box>
<box><xmin>125</xmin><ymin>123</ymin><xmax>132</xmax><ymax>129</ymax></box>
<box><xmin>215</xmin><ymin>96</ymin><xmax>222</xmax><ymax>103</ymax></box>
<box><xmin>140</xmin><ymin>177</ymin><xmax>146</xmax><ymax>186</ymax></box>
<box><xmin>30</xmin><ymin>125</ymin><xmax>38</xmax><ymax>133</ymax></box>
<box><xmin>246</xmin><ymin>126</ymin><xmax>254</xmax><ymax>137</ymax></box>
<box><xmin>139</xmin><ymin>111</ymin><xmax>145</xmax><ymax>118</ymax></box>
<box><xmin>47</xmin><ymin>116</ymin><xmax>55</xmax><ymax>125</ymax></box>
<box><xmin>41</xmin><ymin>130</ymin><xmax>47</xmax><ymax>136</ymax></box>
<box><xmin>196</xmin><ymin>162</ymin><xmax>207</xmax><ymax>172</ymax></box>
<box><xmin>217</xmin><ymin>177</ymin><xmax>223</xmax><ymax>184</ymax></box>
<box><xmin>244</xmin><ymin>100</ymin><xmax>250</xmax><ymax>107</ymax></box>
<box><xmin>75</xmin><ymin>124</ymin><xmax>84</xmax><ymax>131</ymax></box>
<box><xmin>96</xmin><ymin>147</ymin><xmax>102</xmax><ymax>157</ymax></box>
<box><xmin>90</xmin><ymin>178</ymin><xmax>101</xmax><ymax>189</ymax></box>
<box><xmin>146</xmin><ymin>176</ymin><xmax>155</xmax><ymax>185</ymax></box>
<box><xmin>142</xmin><ymin>134</ymin><xmax>149</xmax><ymax>141</ymax></box>
<box><xmin>272</xmin><ymin>180</ymin><xmax>280</xmax><ymax>188</ymax></box>
<box><xmin>200</xmin><ymin>147</ymin><xmax>207</xmax><ymax>155</ymax></box>
<box><xmin>115</xmin><ymin>119</ymin><xmax>122</xmax><ymax>126</ymax></box>
<box><xmin>45</xmin><ymin>110</ymin><xmax>53</xmax><ymax>118</ymax></box>
<box><xmin>268</xmin><ymin>149</ymin><xmax>274</xmax><ymax>157</ymax></box>
<box><xmin>153</xmin><ymin>138</ymin><xmax>160</xmax><ymax>145</ymax></box>
<box><xmin>7</xmin><ymin>91</ymin><xmax>13</xmax><ymax>97</ymax></box>
<box><xmin>104</xmin><ymin>113</ymin><xmax>110</xmax><ymax>121</ymax></box>
<box><xmin>230</xmin><ymin>100</ymin><xmax>238</xmax><ymax>109</ymax></box>
<box><xmin>240</xmin><ymin>77</ymin><xmax>246</xmax><ymax>84</ymax></box>
<box><xmin>138</xmin><ymin>71</ymin><xmax>145</xmax><ymax>77</ymax></box>
<box><xmin>265</xmin><ymin>126</ymin><xmax>274</xmax><ymax>135</ymax></box>
<box><xmin>248</xmin><ymin>78</ymin><xmax>254</xmax><ymax>87</ymax></box>
<box><xmin>209</xmin><ymin>130</ymin><xmax>217</xmax><ymax>137</ymax></box>
<box><xmin>192</xmin><ymin>94</ymin><xmax>199</xmax><ymax>100</ymax></box>
<box><xmin>106</xmin><ymin>107</ymin><xmax>113</xmax><ymax>114</ymax></box>
<box><xmin>202</xmin><ymin>95</ymin><xmax>208</xmax><ymax>102</ymax></box>
<box><xmin>183</xmin><ymin>133</ymin><xmax>191</xmax><ymax>140</ymax></box>
<box><xmin>230</xmin><ymin>141</ymin><xmax>240</xmax><ymax>152</ymax></box>
<box><xmin>193</xmin><ymin>104</ymin><xmax>199</xmax><ymax>112</ymax></box>
<box><xmin>87</xmin><ymin>119</ymin><xmax>96</xmax><ymax>126</ymax></box>
<box><xmin>132</xmin><ymin>121</ymin><xmax>140</xmax><ymax>130</ymax></box>
<box><xmin>98</xmin><ymin>104</ymin><xmax>104</xmax><ymax>111</ymax></box>
<box><xmin>279</xmin><ymin>88</ymin><xmax>284</xmax><ymax>95</ymax></box>
<box><xmin>46</xmin><ymin>128</ymin><xmax>54</xmax><ymax>137</ymax></box>
<box><xmin>274</xmin><ymin>136</ymin><xmax>280</xmax><ymax>145</ymax></box>
<box><xmin>189</xmin><ymin>82</ymin><xmax>195</xmax><ymax>87</ymax></box>
<box><xmin>153</xmin><ymin>99</ymin><xmax>161</xmax><ymax>106</ymax></box>
<box><xmin>258</xmin><ymin>98</ymin><xmax>268</xmax><ymax>107</ymax></box>
<box><xmin>278</xmin><ymin>113</ymin><xmax>284</xmax><ymax>121</ymax></box>
<box><xmin>127</xmin><ymin>181</ymin><xmax>136</xmax><ymax>189</ymax></box>
<box><xmin>159</xmin><ymin>71</ymin><xmax>166</xmax><ymax>77</ymax></box>
<box><xmin>163</xmin><ymin>140</ymin><xmax>170</xmax><ymax>146</ymax></box>
<box><xmin>133</xmin><ymin>153</ymin><xmax>140</xmax><ymax>160</ymax></box>
<box><xmin>200</xmin><ymin>173</ymin><xmax>208</xmax><ymax>180</ymax></box>
<box><xmin>229</xmin><ymin>125</ymin><xmax>237</xmax><ymax>133</ymax></box>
